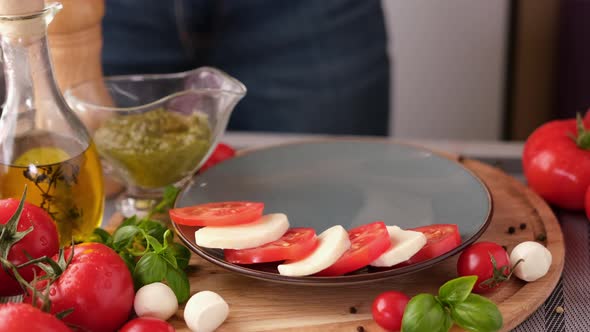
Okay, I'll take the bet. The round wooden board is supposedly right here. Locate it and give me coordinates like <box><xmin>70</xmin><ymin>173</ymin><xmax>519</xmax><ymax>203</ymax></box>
<box><xmin>109</xmin><ymin>157</ymin><xmax>565</xmax><ymax>332</ymax></box>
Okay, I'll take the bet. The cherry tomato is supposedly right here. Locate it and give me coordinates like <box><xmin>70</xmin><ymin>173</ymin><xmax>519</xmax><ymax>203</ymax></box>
<box><xmin>27</xmin><ymin>243</ymin><xmax>135</xmax><ymax>332</ymax></box>
<box><xmin>372</xmin><ymin>291</ymin><xmax>410</xmax><ymax>332</ymax></box>
<box><xmin>0</xmin><ymin>198</ymin><xmax>59</xmax><ymax>296</ymax></box>
<box><xmin>170</xmin><ymin>201</ymin><xmax>264</xmax><ymax>226</ymax></box>
<box><xmin>0</xmin><ymin>303</ymin><xmax>70</xmax><ymax>332</ymax></box>
<box><xmin>316</xmin><ymin>221</ymin><xmax>390</xmax><ymax>276</ymax></box>
<box><xmin>523</xmin><ymin>115</ymin><xmax>590</xmax><ymax>210</ymax></box>
<box><xmin>402</xmin><ymin>224</ymin><xmax>461</xmax><ymax>265</ymax></box>
<box><xmin>457</xmin><ymin>241</ymin><xmax>510</xmax><ymax>294</ymax></box>
<box><xmin>200</xmin><ymin>142</ymin><xmax>236</xmax><ymax>172</ymax></box>
<box><xmin>224</xmin><ymin>228</ymin><xmax>318</xmax><ymax>264</ymax></box>
<box><xmin>119</xmin><ymin>317</ymin><xmax>175</xmax><ymax>332</ymax></box>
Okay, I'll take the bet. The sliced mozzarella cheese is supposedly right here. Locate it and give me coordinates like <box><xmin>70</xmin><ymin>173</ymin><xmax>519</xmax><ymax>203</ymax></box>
<box><xmin>277</xmin><ymin>225</ymin><xmax>350</xmax><ymax>277</ymax></box>
<box><xmin>134</xmin><ymin>282</ymin><xmax>178</xmax><ymax>320</ymax></box>
<box><xmin>184</xmin><ymin>291</ymin><xmax>229</xmax><ymax>332</ymax></box>
<box><xmin>509</xmin><ymin>241</ymin><xmax>552</xmax><ymax>282</ymax></box>
<box><xmin>370</xmin><ymin>226</ymin><xmax>427</xmax><ymax>267</ymax></box>
<box><xmin>195</xmin><ymin>213</ymin><xmax>289</xmax><ymax>249</ymax></box>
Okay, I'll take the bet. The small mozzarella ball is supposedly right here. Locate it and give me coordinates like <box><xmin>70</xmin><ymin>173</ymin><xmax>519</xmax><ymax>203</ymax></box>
<box><xmin>184</xmin><ymin>291</ymin><xmax>229</xmax><ymax>332</ymax></box>
<box><xmin>510</xmin><ymin>241</ymin><xmax>552</xmax><ymax>282</ymax></box>
<box><xmin>134</xmin><ymin>282</ymin><xmax>179</xmax><ymax>320</ymax></box>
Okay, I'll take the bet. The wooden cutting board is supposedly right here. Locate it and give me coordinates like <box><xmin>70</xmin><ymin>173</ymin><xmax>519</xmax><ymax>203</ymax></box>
<box><xmin>108</xmin><ymin>156</ymin><xmax>565</xmax><ymax>332</ymax></box>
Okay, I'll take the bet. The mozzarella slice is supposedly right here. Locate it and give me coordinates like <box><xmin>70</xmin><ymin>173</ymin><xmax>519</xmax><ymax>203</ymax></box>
<box><xmin>195</xmin><ymin>213</ymin><xmax>289</xmax><ymax>249</ymax></box>
<box><xmin>277</xmin><ymin>225</ymin><xmax>350</xmax><ymax>277</ymax></box>
<box><xmin>370</xmin><ymin>226</ymin><xmax>427</xmax><ymax>267</ymax></box>
<box><xmin>509</xmin><ymin>241</ymin><xmax>552</xmax><ymax>282</ymax></box>
<box><xmin>184</xmin><ymin>291</ymin><xmax>229</xmax><ymax>332</ymax></box>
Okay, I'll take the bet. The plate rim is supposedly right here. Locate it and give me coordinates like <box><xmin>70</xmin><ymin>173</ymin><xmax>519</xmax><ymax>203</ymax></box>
<box><xmin>172</xmin><ymin>139</ymin><xmax>493</xmax><ymax>285</ymax></box>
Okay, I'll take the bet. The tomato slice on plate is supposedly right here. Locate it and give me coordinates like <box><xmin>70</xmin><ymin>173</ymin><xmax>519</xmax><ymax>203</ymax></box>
<box><xmin>224</xmin><ymin>228</ymin><xmax>318</xmax><ymax>264</ymax></box>
<box><xmin>169</xmin><ymin>202</ymin><xmax>264</xmax><ymax>226</ymax></box>
<box><xmin>402</xmin><ymin>224</ymin><xmax>461</xmax><ymax>265</ymax></box>
<box><xmin>316</xmin><ymin>221</ymin><xmax>390</xmax><ymax>276</ymax></box>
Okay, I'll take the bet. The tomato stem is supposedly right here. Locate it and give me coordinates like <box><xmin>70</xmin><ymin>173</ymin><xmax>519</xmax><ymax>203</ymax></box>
<box><xmin>571</xmin><ymin>113</ymin><xmax>590</xmax><ymax>150</ymax></box>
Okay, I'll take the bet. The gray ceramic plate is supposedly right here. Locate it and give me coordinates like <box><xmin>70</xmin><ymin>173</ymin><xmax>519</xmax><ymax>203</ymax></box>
<box><xmin>173</xmin><ymin>141</ymin><xmax>492</xmax><ymax>285</ymax></box>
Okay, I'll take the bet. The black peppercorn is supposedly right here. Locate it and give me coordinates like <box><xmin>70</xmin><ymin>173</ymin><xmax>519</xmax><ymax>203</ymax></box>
<box><xmin>356</xmin><ymin>326</ymin><xmax>365</xmax><ymax>332</ymax></box>
<box><xmin>508</xmin><ymin>226</ymin><xmax>515</xmax><ymax>234</ymax></box>
<box><xmin>519</xmin><ymin>223</ymin><xmax>527</xmax><ymax>230</ymax></box>
<box><xmin>349</xmin><ymin>306</ymin><xmax>357</xmax><ymax>314</ymax></box>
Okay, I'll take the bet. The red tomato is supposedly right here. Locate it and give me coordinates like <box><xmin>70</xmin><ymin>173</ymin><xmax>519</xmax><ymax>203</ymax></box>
<box><xmin>200</xmin><ymin>142</ymin><xmax>236</xmax><ymax>172</ymax></box>
<box><xmin>372</xmin><ymin>291</ymin><xmax>410</xmax><ymax>332</ymax></box>
<box><xmin>0</xmin><ymin>303</ymin><xmax>70</xmax><ymax>332</ymax></box>
<box><xmin>0</xmin><ymin>198</ymin><xmax>59</xmax><ymax>296</ymax></box>
<box><xmin>457</xmin><ymin>241</ymin><xmax>510</xmax><ymax>294</ymax></box>
<box><xmin>119</xmin><ymin>317</ymin><xmax>175</xmax><ymax>332</ymax></box>
<box><xmin>224</xmin><ymin>228</ymin><xmax>318</xmax><ymax>264</ymax></box>
<box><xmin>523</xmin><ymin>115</ymin><xmax>590</xmax><ymax>210</ymax></box>
<box><xmin>170</xmin><ymin>201</ymin><xmax>264</xmax><ymax>226</ymax></box>
<box><xmin>402</xmin><ymin>224</ymin><xmax>461</xmax><ymax>265</ymax></box>
<box><xmin>316</xmin><ymin>222</ymin><xmax>390</xmax><ymax>276</ymax></box>
<box><xmin>27</xmin><ymin>243</ymin><xmax>135</xmax><ymax>332</ymax></box>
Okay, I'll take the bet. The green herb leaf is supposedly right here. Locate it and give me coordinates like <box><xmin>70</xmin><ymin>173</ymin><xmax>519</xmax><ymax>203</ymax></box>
<box><xmin>451</xmin><ymin>294</ymin><xmax>503</xmax><ymax>332</ymax></box>
<box><xmin>160</xmin><ymin>247</ymin><xmax>178</xmax><ymax>269</ymax></box>
<box><xmin>145</xmin><ymin>234</ymin><xmax>163</xmax><ymax>253</ymax></box>
<box><xmin>112</xmin><ymin>225</ymin><xmax>140</xmax><ymax>251</ymax></box>
<box><xmin>120</xmin><ymin>215</ymin><xmax>139</xmax><ymax>228</ymax></box>
<box><xmin>138</xmin><ymin>219</ymin><xmax>168</xmax><ymax>242</ymax></box>
<box><xmin>438</xmin><ymin>275</ymin><xmax>477</xmax><ymax>305</ymax></box>
<box><xmin>89</xmin><ymin>228</ymin><xmax>113</xmax><ymax>245</ymax></box>
<box><xmin>165</xmin><ymin>265</ymin><xmax>190</xmax><ymax>303</ymax></box>
<box><xmin>133</xmin><ymin>252</ymin><xmax>167</xmax><ymax>287</ymax></box>
<box><xmin>401</xmin><ymin>294</ymin><xmax>450</xmax><ymax>332</ymax></box>
<box><xmin>168</xmin><ymin>243</ymin><xmax>191</xmax><ymax>270</ymax></box>
<box><xmin>149</xmin><ymin>186</ymin><xmax>180</xmax><ymax>217</ymax></box>
<box><xmin>119</xmin><ymin>251</ymin><xmax>136</xmax><ymax>272</ymax></box>
<box><xmin>163</xmin><ymin>229</ymin><xmax>174</xmax><ymax>248</ymax></box>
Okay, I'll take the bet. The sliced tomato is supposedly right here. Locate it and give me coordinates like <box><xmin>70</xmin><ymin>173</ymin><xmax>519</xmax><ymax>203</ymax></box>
<box><xmin>224</xmin><ymin>228</ymin><xmax>318</xmax><ymax>264</ymax></box>
<box><xmin>169</xmin><ymin>202</ymin><xmax>264</xmax><ymax>226</ymax></box>
<box><xmin>402</xmin><ymin>224</ymin><xmax>461</xmax><ymax>265</ymax></box>
<box><xmin>316</xmin><ymin>221</ymin><xmax>391</xmax><ymax>276</ymax></box>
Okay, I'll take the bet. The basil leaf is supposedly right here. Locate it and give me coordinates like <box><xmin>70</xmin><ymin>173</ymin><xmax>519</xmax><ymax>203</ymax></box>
<box><xmin>87</xmin><ymin>228</ymin><xmax>112</xmax><ymax>245</ymax></box>
<box><xmin>120</xmin><ymin>215</ymin><xmax>138</xmax><ymax>228</ymax></box>
<box><xmin>149</xmin><ymin>186</ymin><xmax>180</xmax><ymax>217</ymax></box>
<box><xmin>168</xmin><ymin>243</ymin><xmax>191</xmax><ymax>270</ymax></box>
<box><xmin>145</xmin><ymin>234</ymin><xmax>163</xmax><ymax>253</ymax></box>
<box><xmin>133</xmin><ymin>252</ymin><xmax>167</xmax><ymax>287</ymax></box>
<box><xmin>401</xmin><ymin>294</ymin><xmax>449</xmax><ymax>332</ymax></box>
<box><xmin>165</xmin><ymin>265</ymin><xmax>190</xmax><ymax>303</ymax></box>
<box><xmin>441</xmin><ymin>312</ymin><xmax>453</xmax><ymax>332</ymax></box>
<box><xmin>138</xmin><ymin>219</ymin><xmax>168</xmax><ymax>242</ymax></box>
<box><xmin>451</xmin><ymin>294</ymin><xmax>503</xmax><ymax>332</ymax></box>
<box><xmin>160</xmin><ymin>247</ymin><xmax>178</xmax><ymax>269</ymax></box>
<box><xmin>119</xmin><ymin>251</ymin><xmax>136</xmax><ymax>272</ymax></box>
<box><xmin>112</xmin><ymin>225</ymin><xmax>140</xmax><ymax>251</ymax></box>
<box><xmin>438</xmin><ymin>275</ymin><xmax>477</xmax><ymax>305</ymax></box>
<box><xmin>163</xmin><ymin>229</ymin><xmax>174</xmax><ymax>248</ymax></box>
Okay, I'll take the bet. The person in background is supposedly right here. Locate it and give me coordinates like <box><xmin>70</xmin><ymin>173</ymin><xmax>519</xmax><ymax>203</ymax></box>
<box><xmin>102</xmin><ymin>0</ymin><xmax>390</xmax><ymax>136</ymax></box>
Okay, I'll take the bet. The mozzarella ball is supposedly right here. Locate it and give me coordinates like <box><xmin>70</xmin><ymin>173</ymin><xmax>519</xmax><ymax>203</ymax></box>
<box><xmin>134</xmin><ymin>282</ymin><xmax>179</xmax><ymax>320</ymax></box>
<box><xmin>184</xmin><ymin>291</ymin><xmax>229</xmax><ymax>332</ymax></box>
<box><xmin>510</xmin><ymin>241</ymin><xmax>552</xmax><ymax>282</ymax></box>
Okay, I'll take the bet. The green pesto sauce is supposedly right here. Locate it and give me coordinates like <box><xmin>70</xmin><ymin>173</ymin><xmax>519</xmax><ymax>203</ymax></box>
<box><xmin>94</xmin><ymin>108</ymin><xmax>211</xmax><ymax>188</ymax></box>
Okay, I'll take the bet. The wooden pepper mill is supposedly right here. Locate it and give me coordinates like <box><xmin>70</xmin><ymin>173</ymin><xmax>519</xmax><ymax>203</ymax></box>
<box><xmin>46</xmin><ymin>0</ymin><xmax>124</xmax><ymax>198</ymax></box>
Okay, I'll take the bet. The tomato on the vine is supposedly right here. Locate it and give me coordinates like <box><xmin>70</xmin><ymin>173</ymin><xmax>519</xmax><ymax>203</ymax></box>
<box><xmin>523</xmin><ymin>114</ymin><xmax>590</xmax><ymax>210</ymax></box>
<box><xmin>0</xmin><ymin>197</ymin><xmax>59</xmax><ymax>296</ymax></box>
<box><xmin>119</xmin><ymin>317</ymin><xmax>175</xmax><ymax>332</ymax></box>
<box><xmin>372</xmin><ymin>291</ymin><xmax>410</xmax><ymax>331</ymax></box>
<box><xmin>27</xmin><ymin>242</ymin><xmax>135</xmax><ymax>332</ymax></box>
<box><xmin>0</xmin><ymin>303</ymin><xmax>70</xmax><ymax>332</ymax></box>
<box><xmin>457</xmin><ymin>241</ymin><xmax>511</xmax><ymax>294</ymax></box>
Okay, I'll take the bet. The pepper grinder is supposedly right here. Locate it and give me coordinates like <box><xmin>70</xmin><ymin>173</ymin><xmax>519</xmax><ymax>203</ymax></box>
<box><xmin>46</xmin><ymin>0</ymin><xmax>124</xmax><ymax>198</ymax></box>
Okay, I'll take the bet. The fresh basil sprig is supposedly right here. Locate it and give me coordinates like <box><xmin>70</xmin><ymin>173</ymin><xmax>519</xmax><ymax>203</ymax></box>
<box><xmin>402</xmin><ymin>276</ymin><xmax>502</xmax><ymax>332</ymax></box>
<box><xmin>87</xmin><ymin>186</ymin><xmax>191</xmax><ymax>303</ymax></box>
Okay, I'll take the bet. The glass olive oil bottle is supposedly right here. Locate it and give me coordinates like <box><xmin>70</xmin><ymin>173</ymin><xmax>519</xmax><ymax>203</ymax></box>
<box><xmin>0</xmin><ymin>3</ymin><xmax>104</xmax><ymax>245</ymax></box>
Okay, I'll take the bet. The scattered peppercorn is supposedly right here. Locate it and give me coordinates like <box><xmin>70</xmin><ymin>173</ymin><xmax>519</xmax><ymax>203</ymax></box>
<box><xmin>536</xmin><ymin>233</ymin><xmax>547</xmax><ymax>241</ymax></box>
<box><xmin>520</xmin><ymin>223</ymin><xmax>527</xmax><ymax>230</ymax></box>
<box><xmin>457</xmin><ymin>155</ymin><xmax>465</xmax><ymax>162</ymax></box>
<box><xmin>508</xmin><ymin>226</ymin><xmax>516</xmax><ymax>234</ymax></box>
<box><xmin>349</xmin><ymin>306</ymin><xmax>357</xmax><ymax>314</ymax></box>
<box><xmin>356</xmin><ymin>326</ymin><xmax>365</xmax><ymax>332</ymax></box>
<box><xmin>555</xmin><ymin>306</ymin><xmax>564</xmax><ymax>314</ymax></box>
<box><xmin>502</xmin><ymin>245</ymin><xmax>508</xmax><ymax>252</ymax></box>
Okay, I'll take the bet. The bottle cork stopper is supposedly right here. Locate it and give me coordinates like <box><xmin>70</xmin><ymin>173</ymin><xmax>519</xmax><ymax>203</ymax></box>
<box><xmin>0</xmin><ymin>0</ymin><xmax>44</xmax><ymax>15</ymax></box>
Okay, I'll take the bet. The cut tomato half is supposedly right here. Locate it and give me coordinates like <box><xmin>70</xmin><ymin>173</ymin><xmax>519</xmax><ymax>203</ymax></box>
<box><xmin>224</xmin><ymin>228</ymin><xmax>318</xmax><ymax>264</ymax></box>
<box><xmin>169</xmin><ymin>201</ymin><xmax>264</xmax><ymax>226</ymax></box>
<box><xmin>316</xmin><ymin>221</ymin><xmax>390</xmax><ymax>276</ymax></box>
<box><xmin>402</xmin><ymin>224</ymin><xmax>461</xmax><ymax>265</ymax></box>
